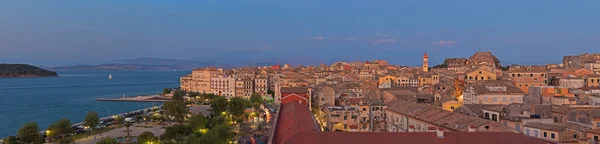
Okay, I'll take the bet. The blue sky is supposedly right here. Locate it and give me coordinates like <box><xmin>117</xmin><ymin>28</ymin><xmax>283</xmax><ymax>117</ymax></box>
<box><xmin>0</xmin><ymin>0</ymin><xmax>598</xmax><ymax>66</ymax></box>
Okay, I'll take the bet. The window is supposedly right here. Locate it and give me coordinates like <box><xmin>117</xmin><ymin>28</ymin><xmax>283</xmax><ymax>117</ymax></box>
<box><xmin>352</xmin><ymin>115</ymin><xmax>357</xmax><ymax>119</ymax></box>
<box><xmin>543</xmin><ymin>132</ymin><xmax>547</xmax><ymax>138</ymax></box>
<box><xmin>479</xmin><ymin>71</ymin><xmax>482</xmax><ymax>74</ymax></box>
<box><xmin>469</xmin><ymin>76</ymin><xmax>473</xmax><ymax>80</ymax></box>
<box><xmin>344</xmin><ymin>115</ymin><xmax>347</xmax><ymax>120</ymax></box>
<box><xmin>450</xmin><ymin>106</ymin><xmax>455</xmax><ymax>110</ymax></box>
<box><xmin>512</xmin><ymin>74</ymin><xmax>515</xmax><ymax>77</ymax></box>
<box><xmin>492</xmin><ymin>114</ymin><xmax>497</xmax><ymax>121</ymax></box>
<box><xmin>534</xmin><ymin>130</ymin><xmax>539</xmax><ymax>137</ymax></box>
<box><xmin>574</xmin><ymin>133</ymin><xmax>578</xmax><ymax>139</ymax></box>
<box><xmin>595</xmin><ymin>136</ymin><xmax>599</xmax><ymax>140</ymax></box>
<box><xmin>493</xmin><ymin>97</ymin><xmax>497</xmax><ymax>102</ymax></box>
<box><xmin>516</xmin><ymin>124</ymin><xmax>521</xmax><ymax>131</ymax></box>
<box><xmin>551</xmin><ymin>133</ymin><xmax>555</xmax><ymax>139</ymax></box>
<box><xmin>503</xmin><ymin>121</ymin><xmax>507</xmax><ymax>126</ymax></box>
<box><xmin>484</xmin><ymin>97</ymin><xmax>488</xmax><ymax>102</ymax></box>
<box><xmin>321</xmin><ymin>98</ymin><xmax>325</xmax><ymax>101</ymax></box>
<box><xmin>484</xmin><ymin>113</ymin><xmax>490</xmax><ymax>119</ymax></box>
<box><xmin>481</xmin><ymin>77</ymin><xmax>484</xmax><ymax>80</ymax></box>
<box><xmin>344</xmin><ymin>124</ymin><xmax>347</xmax><ymax>129</ymax></box>
<box><xmin>362</xmin><ymin>125</ymin><xmax>367</xmax><ymax>129</ymax></box>
<box><xmin>525</xmin><ymin>129</ymin><xmax>530</xmax><ymax>136</ymax></box>
<box><xmin>503</xmin><ymin>97</ymin><xmax>506</xmax><ymax>102</ymax></box>
<box><xmin>363</xmin><ymin>108</ymin><xmax>367</xmax><ymax>111</ymax></box>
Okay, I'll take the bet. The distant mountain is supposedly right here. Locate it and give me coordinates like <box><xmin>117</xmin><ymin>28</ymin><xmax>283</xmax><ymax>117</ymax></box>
<box><xmin>0</xmin><ymin>64</ymin><xmax>58</xmax><ymax>78</ymax></box>
<box><xmin>241</xmin><ymin>56</ymin><xmax>337</xmax><ymax>67</ymax></box>
<box><xmin>50</xmin><ymin>58</ymin><xmax>232</xmax><ymax>71</ymax></box>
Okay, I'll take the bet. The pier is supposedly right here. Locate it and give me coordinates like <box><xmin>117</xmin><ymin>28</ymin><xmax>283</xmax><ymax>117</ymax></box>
<box><xmin>96</xmin><ymin>94</ymin><xmax>172</xmax><ymax>102</ymax></box>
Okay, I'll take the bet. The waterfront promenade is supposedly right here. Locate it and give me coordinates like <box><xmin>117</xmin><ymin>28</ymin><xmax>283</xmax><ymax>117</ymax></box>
<box><xmin>96</xmin><ymin>94</ymin><xmax>172</xmax><ymax>102</ymax></box>
<box><xmin>75</xmin><ymin>123</ymin><xmax>171</xmax><ymax>144</ymax></box>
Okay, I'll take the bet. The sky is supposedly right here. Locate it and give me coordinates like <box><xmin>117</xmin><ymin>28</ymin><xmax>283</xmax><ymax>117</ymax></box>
<box><xmin>0</xmin><ymin>0</ymin><xmax>599</xmax><ymax>66</ymax></box>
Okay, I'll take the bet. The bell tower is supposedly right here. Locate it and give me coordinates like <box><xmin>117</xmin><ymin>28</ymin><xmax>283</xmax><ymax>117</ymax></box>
<box><xmin>423</xmin><ymin>52</ymin><xmax>429</xmax><ymax>72</ymax></box>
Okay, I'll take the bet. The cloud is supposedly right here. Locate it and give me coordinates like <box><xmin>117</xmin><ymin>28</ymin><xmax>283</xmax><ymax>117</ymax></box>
<box><xmin>313</xmin><ymin>36</ymin><xmax>325</xmax><ymax>40</ymax></box>
<box><xmin>376</xmin><ymin>33</ymin><xmax>390</xmax><ymax>37</ymax></box>
<box><xmin>226</xmin><ymin>45</ymin><xmax>272</xmax><ymax>51</ymax></box>
<box><xmin>345</xmin><ymin>37</ymin><xmax>357</xmax><ymax>40</ymax></box>
<box><xmin>374</xmin><ymin>38</ymin><xmax>396</xmax><ymax>44</ymax></box>
<box><xmin>431</xmin><ymin>40</ymin><xmax>457</xmax><ymax>46</ymax></box>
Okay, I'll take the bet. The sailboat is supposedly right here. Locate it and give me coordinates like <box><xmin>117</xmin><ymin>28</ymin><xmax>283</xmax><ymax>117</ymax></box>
<box><xmin>108</xmin><ymin>73</ymin><xmax>113</xmax><ymax>80</ymax></box>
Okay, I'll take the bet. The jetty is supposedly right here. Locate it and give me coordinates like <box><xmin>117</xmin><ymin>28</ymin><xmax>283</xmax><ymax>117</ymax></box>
<box><xmin>96</xmin><ymin>94</ymin><xmax>172</xmax><ymax>102</ymax></box>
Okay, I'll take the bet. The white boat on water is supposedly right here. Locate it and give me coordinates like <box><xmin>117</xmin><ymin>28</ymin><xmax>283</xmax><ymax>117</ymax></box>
<box><xmin>108</xmin><ymin>73</ymin><xmax>113</xmax><ymax>80</ymax></box>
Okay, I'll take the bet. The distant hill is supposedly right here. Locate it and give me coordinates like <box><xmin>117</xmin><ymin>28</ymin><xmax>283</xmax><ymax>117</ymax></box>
<box><xmin>241</xmin><ymin>56</ymin><xmax>337</xmax><ymax>67</ymax></box>
<box><xmin>50</xmin><ymin>58</ymin><xmax>232</xmax><ymax>71</ymax></box>
<box><xmin>0</xmin><ymin>64</ymin><xmax>58</xmax><ymax>77</ymax></box>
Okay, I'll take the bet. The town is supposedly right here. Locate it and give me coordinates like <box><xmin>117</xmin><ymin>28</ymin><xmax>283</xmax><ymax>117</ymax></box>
<box><xmin>180</xmin><ymin>51</ymin><xmax>600</xmax><ymax>143</ymax></box>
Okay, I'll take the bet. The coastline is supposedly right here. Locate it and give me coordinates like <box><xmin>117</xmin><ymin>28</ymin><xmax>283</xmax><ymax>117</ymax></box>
<box><xmin>0</xmin><ymin>75</ymin><xmax>58</xmax><ymax>78</ymax></box>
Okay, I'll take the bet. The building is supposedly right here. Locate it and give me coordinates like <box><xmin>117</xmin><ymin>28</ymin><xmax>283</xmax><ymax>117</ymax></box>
<box><xmin>277</xmin><ymin>87</ymin><xmax>311</xmax><ymax>107</ymax></box>
<box><xmin>210</xmin><ymin>75</ymin><xmax>236</xmax><ymax>97</ymax></box>
<box><xmin>235</xmin><ymin>78</ymin><xmax>254</xmax><ymax>99</ymax></box>
<box><xmin>523</xmin><ymin>122</ymin><xmax>585</xmax><ymax>143</ymax></box>
<box><xmin>528</xmin><ymin>86</ymin><xmax>575</xmax><ymax>105</ymax></box>
<box><xmin>272</xmin><ymin>101</ymin><xmax>547</xmax><ymax>144</ymax></box>
<box><xmin>423</xmin><ymin>52</ymin><xmax>429</xmax><ymax>72</ymax></box>
<box><xmin>254</xmin><ymin>74</ymin><xmax>270</xmax><ymax>96</ymax></box>
<box><xmin>467</xmin><ymin>51</ymin><xmax>501</xmax><ymax>67</ymax></box>
<box><xmin>324</xmin><ymin>106</ymin><xmax>361</xmax><ymax>132</ymax></box>
<box><xmin>559</xmin><ymin>77</ymin><xmax>585</xmax><ymax>89</ymax></box>
<box><xmin>511</xmin><ymin>77</ymin><xmax>547</xmax><ymax>93</ymax></box>
<box><xmin>505</xmin><ymin>66</ymin><xmax>548</xmax><ymax>79</ymax></box>
<box><xmin>462</xmin><ymin>80</ymin><xmax>525</xmax><ymax>104</ymax></box>
<box><xmin>181</xmin><ymin>67</ymin><xmax>221</xmax><ymax>93</ymax></box>
<box><xmin>316</xmin><ymin>85</ymin><xmax>336</xmax><ymax>107</ymax></box>
<box><xmin>385</xmin><ymin>99</ymin><xmax>518</xmax><ymax>133</ymax></box>
<box><xmin>585</xmin><ymin>75</ymin><xmax>600</xmax><ymax>87</ymax></box>
<box><xmin>378</xmin><ymin>75</ymin><xmax>396</xmax><ymax>88</ymax></box>
<box><xmin>464</xmin><ymin>66</ymin><xmax>497</xmax><ymax>84</ymax></box>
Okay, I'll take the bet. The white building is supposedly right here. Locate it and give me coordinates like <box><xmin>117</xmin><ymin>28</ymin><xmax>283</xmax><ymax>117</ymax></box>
<box><xmin>210</xmin><ymin>75</ymin><xmax>236</xmax><ymax>97</ymax></box>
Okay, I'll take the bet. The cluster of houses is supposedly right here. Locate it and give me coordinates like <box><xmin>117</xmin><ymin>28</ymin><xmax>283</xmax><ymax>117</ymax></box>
<box><xmin>182</xmin><ymin>51</ymin><xmax>600</xmax><ymax>143</ymax></box>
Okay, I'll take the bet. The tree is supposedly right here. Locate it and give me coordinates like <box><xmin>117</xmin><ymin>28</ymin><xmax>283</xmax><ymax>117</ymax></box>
<box><xmin>17</xmin><ymin>121</ymin><xmax>43</xmax><ymax>144</ymax></box>
<box><xmin>124</xmin><ymin>122</ymin><xmax>133</xmax><ymax>139</ymax></box>
<box><xmin>84</xmin><ymin>111</ymin><xmax>100</xmax><ymax>131</ymax></box>
<box><xmin>47</xmin><ymin>118</ymin><xmax>74</xmax><ymax>143</ymax></box>
<box><xmin>2</xmin><ymin>136</ymin><xmax>19</xmax><ymax>144</ymax></box>
<box><xmin>250</xmin><ymin>93</ymin><xmax>263</xmax><ymax>110</ymax></box>
<box><xmin>138</xmin><ymin>131</ymin><xmax>159</xmax><ymax>144</ymax></box>
<box><xmin>163</xmin><ymin>100</ymin><xmax>188</xmax><ymax>123</ymax></box>
<box><xmin>172</xmin><ymin>90</ymin><xmax>185</xmax><ymax>102</ymax></box>
<box><xmin>163</xmin><ymin>88</ymin><xmax>172</xmax><ymax>95</ymax></box>
<box><xmin>228</xmin><ymin>97</ymin><xmax>246</xmax><ymax>122</ymax></box>
<box><xmin>160</xmin><ymin>124</ymin><xmax>192</xmax><ymax>142</ymax></box>
<box><xmin>115</xmin><ymin>116</ymin><xmax>123</xmax><ymax>125</ymax></box>
<box><xmin>95</xmin><ymin>137</ymin><xmax>118</xmax><ymax>144</ymax></box>
<box><xmin>188</xmin><ymin>114</ymin><xmax>208</xmax><ymax>131</ymax></box>
<box><xmin>210</xmin><ymin>97</ymin><xmax>228</xmax><ymax>115</ymax></box>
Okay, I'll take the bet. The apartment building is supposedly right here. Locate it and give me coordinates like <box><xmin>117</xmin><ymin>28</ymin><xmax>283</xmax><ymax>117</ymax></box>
<box><xmin>210</xmin><ymin>75</ymin><xmax>236</xmax><ymax>97</ymax></box>
<box><xmin>462</xmin><ymin>80</ymin><xmax>525</xmax><ymax>104</ymax></box>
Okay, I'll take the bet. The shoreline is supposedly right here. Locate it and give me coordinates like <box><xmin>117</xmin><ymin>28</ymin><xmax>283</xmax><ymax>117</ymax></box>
<box><xmin>0</xmin><ymin>75</ymin><xmax>58</xmax><ymax>78</ymax></box>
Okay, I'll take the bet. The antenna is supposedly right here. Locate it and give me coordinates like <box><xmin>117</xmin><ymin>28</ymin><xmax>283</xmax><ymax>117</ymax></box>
<box><xmin>478</xmin><ymin>46</ymin><xmax>481</xmax><ymax>52</ymax></box>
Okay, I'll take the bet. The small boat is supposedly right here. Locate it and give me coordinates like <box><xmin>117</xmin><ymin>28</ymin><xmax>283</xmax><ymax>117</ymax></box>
<box><xmin>108</xmin><ymin>73</ymin><xmax>113</xmax><ymax>80</ymax></box>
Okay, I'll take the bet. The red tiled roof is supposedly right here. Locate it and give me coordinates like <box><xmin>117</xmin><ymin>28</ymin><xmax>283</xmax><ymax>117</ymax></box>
<box><xmin>283</xmin><ymin>132</ymin><xmax>549</xmax><ymax>144</ymax></box>
<box><xmin>273</xmin><ymin>101</ymin><xmax>319</xmax><ymax>144</ymax></box>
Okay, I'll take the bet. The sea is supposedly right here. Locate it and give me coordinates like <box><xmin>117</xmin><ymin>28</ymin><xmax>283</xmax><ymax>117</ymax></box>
<box><xmin>0</xmin><ymin>71</ymin><xmax>189</xmax><ymax>138</ymax></box>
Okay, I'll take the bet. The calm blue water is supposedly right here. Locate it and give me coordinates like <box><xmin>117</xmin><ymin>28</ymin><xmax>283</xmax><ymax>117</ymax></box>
<box><xmin>0</xmin><ymin>71</ymin><xmax>189</xmax><ymax>138</ymax></box>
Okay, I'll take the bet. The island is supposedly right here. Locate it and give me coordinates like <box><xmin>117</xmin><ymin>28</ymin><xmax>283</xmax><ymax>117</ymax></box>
<box><xmin>0</xmin><ymin>64</ymin><xmax>58</xmax><ymax>78</ymax></box>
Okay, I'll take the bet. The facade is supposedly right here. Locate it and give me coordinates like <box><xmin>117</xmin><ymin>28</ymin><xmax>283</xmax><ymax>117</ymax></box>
<box><xmin>523</xmin><ymin>122</ymin><xmax>581</xmax><ymax>143</ymax></box>
<box><xmin>463</xmin><ymin>81</ymin><xmax>525</xmax><ymax>104</ymax></box>
<box><xmin>559</xmin><ymin>78</ymin><xmax>585</xmax><ymax>89</ymax></box>
<box><xmin>464</xmin><ymin>67</ymin><xmax>497</xmax><ymax>84</ymax></box>
<box><xmin>325</xmin><ymin>106</ymin><xmax>361</xmax><ymax>132</ymax></box>
<box><xmin>254</xmin><ymin>74</ymin><xmax>270</xmax><ymax>96</ymax></box>
<box><xmin>182</xmin><ymin>67</ymin><xmax>221</xmax><ymax>93</ymax></box>
<box><xmin>316</xmin><ymin>85</ymin><xmax>336</xmax><ymax>107</ymax></box>
<box><xmin>423</xmin><ymin>52</ymin><xmax>429</xmax><ymax>72</ymax></box>
<box><xmin>278</xmin><ymin>87</ymin><xmax>311</xmax><ymax>107</ymax></box>
<box><xmin>511</xmin><ymin>77</ymin><xmax>547</xmax><ymax>93</ymax></box>
<box><xmin>210</xmin><ymin>75</ymin><xmax>236</xmax><ymax>97</ymax></box>
<box><xmin>235</xmin><ymin>78</ymin><xmax>254</xmax><ymax>99</ymax></box>
<box><xmin>586</xmin><ymin>75</ymin><xmax>600</xmax><ymax>87</ymax></box>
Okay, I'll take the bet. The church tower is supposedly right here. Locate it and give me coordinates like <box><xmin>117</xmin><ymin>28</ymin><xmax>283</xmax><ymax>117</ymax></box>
<box><xmin>423</xmin><ymin>52</ymin><xmax>429</xmax><ymax>72</ymax></box>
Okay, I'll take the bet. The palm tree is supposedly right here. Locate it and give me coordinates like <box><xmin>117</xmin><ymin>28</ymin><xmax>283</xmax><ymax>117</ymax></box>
<box><xmin>124</xmin><ymin>122</ymin><xmax>133</xmax><ymax>140</ymax></box>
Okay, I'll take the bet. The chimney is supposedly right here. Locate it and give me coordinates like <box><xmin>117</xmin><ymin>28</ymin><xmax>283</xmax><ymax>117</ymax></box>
<box><xmin>531</xmin><ymin>104</ymin><xmax>536</xmax><ymax>116</ymax></box>
<box><xmin>437</xmin><ymin>128</ymin><xmax>445</xmax><ymax>138</ymax></box>
<box><xmin>468</xmin><ymin>125</ymin><xmax>477</xmax><ymax>132</ymax></box>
